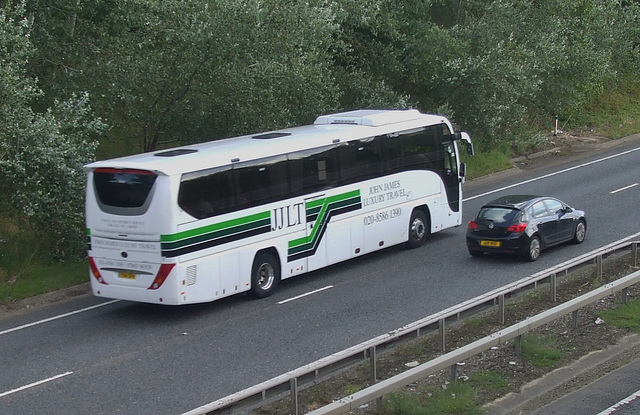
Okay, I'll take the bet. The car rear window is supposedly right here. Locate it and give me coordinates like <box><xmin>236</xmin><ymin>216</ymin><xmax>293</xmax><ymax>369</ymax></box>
<box><xmin>477</xmin><ymin>207</ymin><xmax>521</xmax><ymax>224</ymax></box>
<box><xmin>93</xmin><ymin>168</ymin><xmax>157</xmax><ymax>208</ymax></box>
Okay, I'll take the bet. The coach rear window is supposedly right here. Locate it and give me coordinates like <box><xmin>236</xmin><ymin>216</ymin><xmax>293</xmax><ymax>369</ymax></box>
<box><xmin>93</xmin><ymin>169</ymin><xmax>157</xmax><ymax>208</ymax></box>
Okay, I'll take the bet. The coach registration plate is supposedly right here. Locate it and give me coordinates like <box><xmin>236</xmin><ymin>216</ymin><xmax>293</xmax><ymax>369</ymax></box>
<box><xmin>119</xmin><ymin>272</ymin><xmax>137</xmax><ymax>280</ymax></box>
<box><xmin>480</xmin><ymin>240</ymin><xmax>501</xmax><ymax>247</ymax></box>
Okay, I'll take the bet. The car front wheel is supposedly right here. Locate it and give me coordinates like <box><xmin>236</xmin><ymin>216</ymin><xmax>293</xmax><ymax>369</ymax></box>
<box><xmin>525</xmin><ymin>236</ymin><xmax>541</xmax><ymax>262</ymax></box>
<box><xmin>573</xmin><ymin>220</ymin><xmax>586</xmax><ymax>244</ymax></box>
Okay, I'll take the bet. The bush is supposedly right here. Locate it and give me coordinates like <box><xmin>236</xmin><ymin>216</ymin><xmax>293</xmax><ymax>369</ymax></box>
<box><xmin>0</xmin><ymin>4</ymin><xmax>105</xmax><ymax>261</ymax></box>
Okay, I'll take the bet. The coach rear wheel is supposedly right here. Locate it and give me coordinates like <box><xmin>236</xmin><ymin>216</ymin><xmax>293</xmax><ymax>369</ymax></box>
<box><xmin>407</xmin><ymin>209</ymin><xmax>428</xmax><ymax>249</ymax></box>
<box><xmin>250</xmin><ymin>252</ymin><xmax>280</xmax><ymax>298</ymax></box>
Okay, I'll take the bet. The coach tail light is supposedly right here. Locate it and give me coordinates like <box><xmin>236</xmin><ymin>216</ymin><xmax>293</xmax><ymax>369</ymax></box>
<box><xmin>148</xmin><ymin>264</ymin><xmax>177</xmax><ymax>290</ymax></box>
<box><xmin>89</xmin><ymin>257</ymin><xmax>107</xmax><ymax>285</ymax></box>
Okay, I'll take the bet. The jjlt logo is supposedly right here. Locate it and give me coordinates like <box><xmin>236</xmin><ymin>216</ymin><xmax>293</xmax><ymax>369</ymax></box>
<box><xmin>272</xmin><ymin>202</ymin><xmax>304</xmax><ymax>231</ymax></box>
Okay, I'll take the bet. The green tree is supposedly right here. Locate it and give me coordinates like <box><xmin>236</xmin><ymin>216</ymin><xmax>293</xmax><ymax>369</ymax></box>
<box><xmin>59</xmin><ymin>0</ymin><xmax>346</xmax><ymax>151</ymax></box>
<box><xmin>16</xmin><ymin>0</ymin><xmax>640</xmax><ymax>158</ymax></box>
<box><xmin>0</xmin><ymin>2</ymin><xmax>105</xmax><ymax>261</ymax></box>
<box><xmin>23</xmin><ymin>0</ymin><xmax>411</xmax><ymax>153</ymax></box>
<box><xmin>380</xmin><ymin>0</ymin><xmax>640</xmax><ymax>150</ymax></box>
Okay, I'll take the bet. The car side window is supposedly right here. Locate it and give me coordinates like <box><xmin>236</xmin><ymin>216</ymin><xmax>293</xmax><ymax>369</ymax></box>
<box><xmin>532</xmin><ymin>201</ymin><xmax>549</xmax><ymax>218</ymax></box>
<box><xmin>544</xmin><ymin>199</ymin><xmax>564</xmax><ymax>215</ymax></box>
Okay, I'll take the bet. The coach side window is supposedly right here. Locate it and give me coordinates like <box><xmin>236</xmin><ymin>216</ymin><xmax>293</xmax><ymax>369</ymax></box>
<box><xmin>399</xmin><ymin>128</ymin><xmax>440</xmax><ymax>171</ymax></box>
<box><xmin>288</xmin><ymin>145</ymin><xmax>338</xmax><ymax>196</ymax></box>
<box><xmin>233</xmin><ymin>164</ymin><xmax>269</xmax><ymax>209</ymax></box>
<box><xmin>378</xmin><ymin>135</ymin><xmax>400</xmax><ymax>174</ymax></box>
<box><xmin>337</xmin><ymin>137</ymin><xmax>382</xmax><ymax>185</ymax></box>
<box><xmin>179</xmin><ymin>167</ymin><xmax>233</xmax><ymax>219</ymax></box>
<box><xmin>232</xmin><ymin>155</ymin><xmax>289</xmax><ymax>208</ymax></box>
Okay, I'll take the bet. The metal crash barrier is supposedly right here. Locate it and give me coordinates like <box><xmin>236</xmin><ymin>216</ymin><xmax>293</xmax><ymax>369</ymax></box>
<box><xmin>184</xmin><ymin>236</ymin><xmax>640</xmax><ymax>415</ymax></box>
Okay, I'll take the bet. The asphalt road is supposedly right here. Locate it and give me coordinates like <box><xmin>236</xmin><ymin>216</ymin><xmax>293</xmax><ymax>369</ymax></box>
<box><xmin>1</xmin><ymin>134</ymin><xmax>639</xmax><ymax>415</ymax></box>
<box><xmin>535</xmin><ymin>355</ymin><xmax>640</xmax><ymax>415</ymax></box>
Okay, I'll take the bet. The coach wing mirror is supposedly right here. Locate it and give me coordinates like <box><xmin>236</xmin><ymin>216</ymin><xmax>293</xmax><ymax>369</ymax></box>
<box><xmin>466</xmin><ymin>139</ymin><xmax>474</xmax><ymax>156</ymax></box>
<box><xmin>452</xmin><ymin>132</ymin><xmax>474</xmax><ymax>156</ymax></box>
<box><xmin>453</xmin><ymin>132</ymin><xmax>474</xmax><ymax>156</ymax></box>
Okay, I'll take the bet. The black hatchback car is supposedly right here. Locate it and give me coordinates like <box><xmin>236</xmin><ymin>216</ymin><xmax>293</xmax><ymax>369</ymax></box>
<box><xmin>466</xmin><ymin>195</ymin><xmax>587</xmax><ymax>261</ymax></box>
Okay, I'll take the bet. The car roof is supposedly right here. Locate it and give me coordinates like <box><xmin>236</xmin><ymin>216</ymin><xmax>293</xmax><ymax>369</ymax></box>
<box><xmin>483</xmin><ymin>195</ymin><xmax>546</xmax><ymax>210</ymax></box>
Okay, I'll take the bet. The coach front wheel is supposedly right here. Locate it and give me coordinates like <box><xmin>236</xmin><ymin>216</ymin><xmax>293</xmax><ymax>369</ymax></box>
<box><xmin>407</xmin><ymin>209</ymin><xmax>428</xmax><ymax>249</ymax></box>
<box><xmin>250</xmin><ymin>252</ymin><xmax>280</xmax><ymax>298</ymax></box>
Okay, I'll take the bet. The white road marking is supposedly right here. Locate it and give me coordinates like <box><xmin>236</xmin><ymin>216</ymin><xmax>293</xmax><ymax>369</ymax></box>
<box><xmin>2</xmin><ymin>144</ymin><xmax>639</xmax><ymax>411</ymax></box>
<box><xmin>0</xmin><ymin>371</ymin><xmax>73</xmax><ymax>398</ymax></box>
<box><xmin>0</xmin><ymin>300</ymin><xmax>120</xmax><ymax>336</ymax></box>
<box><xmin>597</xmin><ymin>388</ymin><xmax>640</xmax><ymax>414</ymax></box>
<box><xmin>463</xmin><ymin>146</ymin><xmax>640</xmax><ymax>202</ymax></box>
<box><xmin>277</xmin><ymin>286</ymin><xmax>334</xmax><ymax>304</ymax></box>
<box><xmin>610</xmin><ymin>183</ymin><xmax>639</xmax><ymax>194</ymax></box>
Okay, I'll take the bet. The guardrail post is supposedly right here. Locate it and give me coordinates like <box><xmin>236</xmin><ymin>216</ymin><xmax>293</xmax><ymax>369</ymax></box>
<box><xmin>633</xmin><ymin>242</ymin><xmax>639</xmax><ymax>267</ymax></box>
<box><xmin>498</xmin><ymin>294</ymin><xmax>505</xmax><ymax>325</ymax></box>
<box><xmin>290</xmin><ymin>378</ymin><xmax>298</xmax><ymax>415</ymax></box>
<box><xmin>368</xmin><ymin>346</ymin><xmax>383</xmax><ymax>413</ymax></box>
<box><xmin>572</xmin><ymin>310</ymin><xmax>578</xmax><ymax>328</ymax></box>
<box><xmin>439</xmin><ymin>318</ymin><xmax>446</xmax><ymax>352</ymax></box>
<box><xmin>450</xmin><ymin>364</ymin><xmax>457</xmax><ymax>382</ymax></box>
<box><xmin>550</xmin><ymin>273</ymin><xmax>557</xmax><ymax>302</ymax></box>
<box><xmin>515</xmin><ymin>335</ymin><xmax>522</xmax><ymax>357</ymax></box>
<box><xmin>368</xmin><ymin>346</ymin><xmax>377</xmax><ymax>382</ymax></box>
<box><xmin>596</xmin><ymin>254</ymin><xmax>603</xmax><ymax>282</ymax></box>
<box><xmin>622</xmin><ymin>288</ymin><xmax>629</xmax><ymax>303</ymax></box>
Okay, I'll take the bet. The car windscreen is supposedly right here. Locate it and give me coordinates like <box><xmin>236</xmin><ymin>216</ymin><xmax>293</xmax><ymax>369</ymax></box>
<box><xmin>477</xmin><ymin>207</ymin><xmax>521</xmax><ymax>224</ymax></box>
<box><xmin>93</xmin><ymin>168</ymin><xmax>157</xmax><ymax>208</ymax></box>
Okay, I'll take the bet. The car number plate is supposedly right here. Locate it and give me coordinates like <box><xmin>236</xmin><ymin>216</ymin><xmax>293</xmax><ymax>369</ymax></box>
<box><xmin>119</xmin><ymin>272</ymin><xmax>137</xmax><ymax>280</ymax></box>
<box><xmin>480</xmin><ymin>240</ymin><xmax>501</xmax><ymax>247</ymax></box>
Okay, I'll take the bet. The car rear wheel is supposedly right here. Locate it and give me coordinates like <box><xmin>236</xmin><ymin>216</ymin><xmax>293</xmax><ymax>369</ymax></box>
<box><xmin>573</xmin><ymin>220</ymin><xmax>586</xmax><ymax>244</ymax></box>
<box><xmin>525</xmin><ymin>236</ymin><xmax>541</xmax><ymax>262</ymax></box>
<box><xmin>250</xmin><ymin>252</ymin><xmax>280</xmax><ymax>298</ymax></box>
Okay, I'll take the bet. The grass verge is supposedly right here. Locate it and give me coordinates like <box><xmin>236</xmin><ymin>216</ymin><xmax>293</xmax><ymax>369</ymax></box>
<box><xmin>0</xmin><ymin>260</ymin><xmax>87</xmax><ymax>304</ymax></box>
<box><xmin>386</xmin><ymin>380</ymin><xmax>481</xmax><ymax>415</ymax></box>
<box><xmin>579</xmin><ymin>81</ymin><xmax>640</xmax><ymax>139</ymax></box>
<box><xmin>599</xmin><ymin>299</ymin><xmax>640</xmax><ymax>331</ymax></box>
<box><xmin>521</xmin><ymin>334</ymin><xmax>564</xmax><ymax>368</ymax></box>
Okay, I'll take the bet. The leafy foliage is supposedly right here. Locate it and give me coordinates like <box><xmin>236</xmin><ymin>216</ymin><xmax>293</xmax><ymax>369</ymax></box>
<box><xmin>0</xmin><ymin>2</ymin><xmax>104</xmax><ymax>261</ymax></box>
<box><xmin>2</xmin><ymin>0</ymin><xmax>640</xmax><ymax>262</ymax></box>
<box><xmin>21</xmin><ymin>0</ymin><xmax>640</xmax><ymax>153</ymax></box>
<box><xmin>3</xmin><ymin>93</ymin><xmax>105</xmax><ymax>260</ymax></box>
<box><xmin>352</xmin><ymin>0</ymin><xmax>640</xmax><ymax>150</ymax></box>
